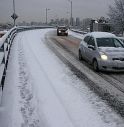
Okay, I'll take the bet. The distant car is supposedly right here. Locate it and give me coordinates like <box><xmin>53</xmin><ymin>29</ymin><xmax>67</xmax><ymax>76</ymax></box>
<box><xmin>57</xmin><ymin>26</ymin><xmax>68</xmax><ymax>36</ymax></box>
<box><xmin>0</xmin><ymin>30</ymin><xmax>7</xmax><ymax>38</ymax></box>
<box><xmin>79</xmin><ymin>32</ymin><xmax>124</xmax><ymax>71</ymax></box>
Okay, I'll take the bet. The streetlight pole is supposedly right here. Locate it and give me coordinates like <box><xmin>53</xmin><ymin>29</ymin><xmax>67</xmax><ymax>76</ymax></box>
<box><xmin>68</xmin><ymin>0</ymin><xmax>73</xmax><ymax>27</ymax></box>
<box><xmin>46</xmin><ymin>8</ymin><xmax>50</xmax><ymax>25</ymax></box>
<box><xmin>71</xmin><ymin>1</ymin><xmax>72</xmax><ymax>26</ymax></box>
<box><xmin>66</xmin><ymin>11</ymin><xmax>69</xmax><ymax>26</ymax></box>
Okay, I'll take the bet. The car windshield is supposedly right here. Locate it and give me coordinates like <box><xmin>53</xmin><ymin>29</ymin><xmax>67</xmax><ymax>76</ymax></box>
<box><xmin>58</xmin><ymin>27</ymin><xmax>67</xmax><ymax>29</ymax></box>
<box><xmin>96</xmin><ymin>38</ymin><xmax>123</xmax><ymax>48</ymax></box>
<box><xmin>120</xmin><ymin>39</ymin><xmax>124</xmax><ymax>43</ymax></box>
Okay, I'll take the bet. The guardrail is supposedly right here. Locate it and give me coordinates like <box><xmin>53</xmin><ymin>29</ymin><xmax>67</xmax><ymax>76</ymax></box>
<box><xmin>0</xmin><ymin>26</ymin><xmax>54</xmax><ymax>103</ymax></box>
<box><xmin>0</xmin><ymin>27</ymin><xmax>17</xmax><ymax>102</ymax></box>
<box><xmin>71</xmin><ymin>29</ymin><xmax>88</xmax><ymax>34</ymax></box>
<box><xmin>17</xmin><ymin>26</ymin><xmax>54</xmax><ymax>32</ymax></box>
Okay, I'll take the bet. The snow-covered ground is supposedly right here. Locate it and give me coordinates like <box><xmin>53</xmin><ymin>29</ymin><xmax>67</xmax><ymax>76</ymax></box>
<box><xmin>0</xmin><ymin>29</ymin><xmax>124</xmax><ymax>127</ymax></box>
<box><xmin>69</xmin><ymin>30</ymin><xmax>84</xmax><ymax>39</ymax></box>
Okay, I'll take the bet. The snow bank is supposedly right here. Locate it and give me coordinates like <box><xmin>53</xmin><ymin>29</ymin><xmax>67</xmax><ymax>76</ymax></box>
<box><xmin>69</xmin><ymin>30</ymin><xmax>84</xmax><ymax>39</ymax></box>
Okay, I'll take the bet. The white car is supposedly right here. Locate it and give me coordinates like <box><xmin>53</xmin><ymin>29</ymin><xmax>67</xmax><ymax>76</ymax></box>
<box><xmin>79</xmin><ymin>32</ymin><xmax>124</xmax><ymax>71</ymax></box>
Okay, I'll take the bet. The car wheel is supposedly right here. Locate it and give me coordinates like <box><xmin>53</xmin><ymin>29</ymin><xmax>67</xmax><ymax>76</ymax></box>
<box><xmin>79</xmin><ymin>50</ymin><xmax>83</xmax><ymax>60</ymax></box>
<box><xmin>93</xmin><ymin>59</ymin><xmax>99</xmax><ymax>72</ymax></box>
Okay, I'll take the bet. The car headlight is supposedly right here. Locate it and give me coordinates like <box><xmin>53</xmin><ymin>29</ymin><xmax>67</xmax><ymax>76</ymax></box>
<box><xmin>101</xmin><ymin>54</ymin><xmax>108</xmax><ymax>60</ymax></box>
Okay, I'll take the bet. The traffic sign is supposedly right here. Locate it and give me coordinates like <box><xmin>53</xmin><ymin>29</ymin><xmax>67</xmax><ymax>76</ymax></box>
<box><xmin>11</xmin><ymin>13</ymin><xmax>18</xmax><ymax>20</ymax></box>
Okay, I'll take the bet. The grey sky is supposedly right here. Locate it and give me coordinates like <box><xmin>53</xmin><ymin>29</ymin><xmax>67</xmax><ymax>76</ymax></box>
<box><xmin>0</xmin><ymin>0</ymin><xmax>115</xmax><ymax>23</ymax></box>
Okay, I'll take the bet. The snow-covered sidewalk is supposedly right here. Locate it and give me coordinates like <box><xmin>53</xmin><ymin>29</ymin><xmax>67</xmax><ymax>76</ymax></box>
<box><xmin>0</xmin><ymin>29</ymin><xmax>124</xmax><ymax>127</ymax></box>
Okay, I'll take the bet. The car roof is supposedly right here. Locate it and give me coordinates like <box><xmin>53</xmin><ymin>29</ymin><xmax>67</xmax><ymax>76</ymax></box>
<box><xmin>118</xmin><ymin>37</ymin><xmax>124</xmax><ymax>40</ymax></box>
<box><xmin>86</xmin><ymin>32</ymin><xmax>116</xmax><ymax>38</ymax></box>
<box><xmin>58</xmin><ymin>26</ymin><xmax>66</xmax><ymax>27</ymax></box>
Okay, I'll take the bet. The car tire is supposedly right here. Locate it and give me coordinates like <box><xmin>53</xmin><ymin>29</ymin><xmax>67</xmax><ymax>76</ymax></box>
<box><xmin>93</xmin><ymin>59</ymin><xmax>99</xmax><ymax>72</ymax></box>
<box><xmin>79</xmin><ymin>50</ymin><xmax>83</xmax><ymax>61</ymax></box>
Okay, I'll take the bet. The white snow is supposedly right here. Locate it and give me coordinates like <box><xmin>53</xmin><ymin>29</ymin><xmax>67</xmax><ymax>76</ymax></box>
<box><xmin>0</xmin><ymin>27</ymin><xmax>16</xmax><ymax>47</ymax></box>
<box><xmin>86</xmin><ymin>32</ymin><xmax>116</xmax><ymax>38</ymax></box>
<box><xmin>0</xmin><ymin>29</ymin><xmax>124</xmax><ymax>127</ymax></box>
<box><xmin>69</xmin><ymin>30</ymin><xmax>84</xmax><ymax>39</ymax></box>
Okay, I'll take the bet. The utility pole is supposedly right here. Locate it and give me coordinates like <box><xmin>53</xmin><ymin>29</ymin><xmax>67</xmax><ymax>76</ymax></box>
<box><xmin>68</xmin><ymin>0</ymin><xmax>73</xmax><ymax>27</ymax></box>
<box><xmin>46</xmin><ymin>8</ymin><xmax>50</xmax><ymax>25</ymax></box>
<box><xmin>13</xmin><ymin>0</ymin><xmax>15</xmax><ymax>14</ymax></box>
<box><xmin>71</xmin><ymin>1</ymin><xmax>72</xmax><ymax>26</ymax></box>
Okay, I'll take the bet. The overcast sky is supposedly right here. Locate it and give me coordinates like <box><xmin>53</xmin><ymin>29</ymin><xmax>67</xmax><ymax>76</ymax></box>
<box><xmin>0</xmin><ymin>0</ymin><xmax>115</xmax><ymax>23</ymax></box>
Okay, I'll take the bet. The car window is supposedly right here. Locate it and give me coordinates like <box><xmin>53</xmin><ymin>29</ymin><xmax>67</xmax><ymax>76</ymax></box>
<box><xmin>114</xmin><ymin>39</ymin><xmax>124</xmax><ymax>47</ymax></box>
<box><xmin>118</xmin><ymin>37</ymin><xmax>124</xmax><ymax>43</ymax></box>
<box><xmin>58</xmin><ymin>27</ymin><xmax>67</xmax><ymax>30</ymax></box>
<box><xmin>96</xmin><ymin>38</ymin><xmax>123</xmax><ymax>48</ymax></box>
<box><xmin>84</xmin><ymin>36</ymin><xmax>90</xmax><ymax>43</ymax></box>
<box><xmin>121</xmin><ymin>39</ymin><xmax>124</xmax><ymax>43</ymax></box>
<box><xmin>120</xmin><ymin>39</ymin><xmax>124</xmax><ymax>43</ymax></box>
<box><xmin>87</xmin><ymin>37</ymin><xmax>95</xmax><ymax>46</ymax></box>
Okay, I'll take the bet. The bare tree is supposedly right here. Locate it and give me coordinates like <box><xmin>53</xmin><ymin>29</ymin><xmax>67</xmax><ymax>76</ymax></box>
<box><xmin>108</xmin><ymin>0</ymin><xmax>124</xmax><ymax>35</ymax></box>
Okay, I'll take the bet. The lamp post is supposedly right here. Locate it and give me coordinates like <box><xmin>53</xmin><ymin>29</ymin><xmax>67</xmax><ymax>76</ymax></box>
<box><xmin>66</xmin><ymin>11</ymin><xmax>70</xmax><ymax>26</ymax></box>
<box><xmin>13</xmin><ymin>0</ymin><xmax>15</xmax><ymax>14</ymax></box>
<box><xmin>68</xmin><ymin>0</ymin><xmax>73</xmax><ymax>27</ymax></box>
<box><xmin>46</xmin><ymin>8</ymin><xmax>50</xmax><ymax>25</ymax></box>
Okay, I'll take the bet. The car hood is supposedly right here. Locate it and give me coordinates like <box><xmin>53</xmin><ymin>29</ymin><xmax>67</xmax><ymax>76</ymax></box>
<box><xmin>99</xmin><ymin>47</ymin><xmax>124</xmax><ymax>57</ymax></box>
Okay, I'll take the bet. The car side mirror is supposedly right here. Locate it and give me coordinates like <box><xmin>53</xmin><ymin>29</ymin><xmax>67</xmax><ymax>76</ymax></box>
<box><xmin>88</xmin><ymin>45</ymin><xmax>95</xmax><ymax>50</ymax></box>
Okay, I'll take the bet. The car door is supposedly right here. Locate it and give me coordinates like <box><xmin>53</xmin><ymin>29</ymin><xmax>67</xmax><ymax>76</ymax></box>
<box><xmin>80</xmin><ymin>35</ymin><xmax>90</xmax><ymax>60</ymax></box>
<box><xmin>85</xmin><ymin>36</ymin><xmax>96</xmax><ymax>63</ymax></box>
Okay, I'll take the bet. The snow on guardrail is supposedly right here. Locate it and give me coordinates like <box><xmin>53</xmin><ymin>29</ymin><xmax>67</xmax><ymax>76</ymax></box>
<box><xmin>71</xmin><ymin>29</ymin><xmax>88</xmax><ymax>34</ymax></box>
<box><xmin>0</xmin><ymin>27</ymin><xmax>17</xmax><ymax>103</ymax></box>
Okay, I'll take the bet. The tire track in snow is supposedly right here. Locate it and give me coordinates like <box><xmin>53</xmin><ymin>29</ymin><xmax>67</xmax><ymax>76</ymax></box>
<box><xmin>18</xmin><ymin>39</ymin><xmax>40</xmax><ymax>127</ymax></box>
<box><xmin>24</xmin><ymin>37</ymin><xmax>77</xmax><ymax>127</ymax></box>
<box><xmin>45</xmin><ymin>34</ymin><xmax>124</xmax><ymax>118</ymax></box>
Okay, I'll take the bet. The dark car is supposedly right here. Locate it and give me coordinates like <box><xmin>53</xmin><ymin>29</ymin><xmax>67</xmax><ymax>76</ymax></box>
<box><xmin>57</xmin><ymin>26</ymin><xmax>68</xmax><ymax>36</ymax></box>
<box><xmin>0</xmin><ymin>30</ymin><xmax>7</xmax><ymax>38</ymax></box>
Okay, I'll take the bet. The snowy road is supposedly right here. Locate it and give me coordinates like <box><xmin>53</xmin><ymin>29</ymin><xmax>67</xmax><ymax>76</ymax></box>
<box><xmin>0</xmin><ymin>29</ymin><xmax>124</xmax><ymax>127</ymax></box>
<box><xmin>47</xmin><ymin>30</ymin><xmax>124</xmax><ymax>116</ymax></box>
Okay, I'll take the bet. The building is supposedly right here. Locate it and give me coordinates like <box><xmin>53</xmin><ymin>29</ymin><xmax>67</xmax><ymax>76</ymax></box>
<box><xmin>93</xmin><ymin>23</ymin><xmax>112</xmax><ymax>32</ymax></box>
<box><xmin>75</xmin><ymin>17</ymin><xmax>80</xmax><ymax>27</ymax></box>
